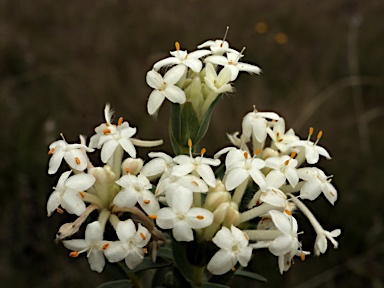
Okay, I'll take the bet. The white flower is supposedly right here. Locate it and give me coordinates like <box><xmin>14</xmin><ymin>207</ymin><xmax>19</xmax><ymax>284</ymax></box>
<box><xmin>204</xmin><ymin>63</ymin><xmax>233</xmax><ymax>94</ymax></box>
<box><xmin>205</xmin><ymin>51</ymin><xmax>261</xmax><ymax>81</ymax></box>
<box><xmin>48</xmin><ymin>136</ymin><xmax>94</xmax><ymax>174</ymax></box>
<box><xmin>156</xmin><ymin>187</ymin><xmax>213</xmax><ymax>241</ymax></box>
<box><xmin>265</xmin><ymin>155</ymin><xmax>299</xmax><ymax>188</ymax></box>
<box><xmin>146</xmin><ymin>65</ymin><xmax>186</xmax><ymax>115</ymax></box>
<box><xmin>104</xmin><ymin>219</ymin><xmax>151</xmax><ymax>269</ymax></box>
<box><xmin>153</xmin><ymin>42</ymin><xmax>211</xmax><ymax>72</ymax></box>
<box><xmin>140</xmin><ymin>152</ymin><xmax>175</xmax><ymax>181</ymax></box>
<box><xmin>172</xmin><ymin>146</ymin><xmax>220</xmax><ymax>188</ymax></box>
<box><xmin>286</xmin><ymin>129</ymin><xmax>331</xmax><ymax>164</ymax></box>
<box><xmin>63</xmin><ymin>221</ymin><xmax>108</xmax><ymax>273</ymax></box>
<box><xmin>207</xmin><ymin>225</ymin><xmax>253</xmax><ymax>275</ymax></box>
<box><xmin>114</xmin><ymin>174</ymin><xmax>160</xmax><ymax>215</ymax></box>
<box><xmin>314</xmin><ymin>229</ymin><xmax>341</xmax><ymax>256</ymax></box>
<box><xmin>266</xmin><ymin>117</ymin><xmax>300</xmax><ymax>152</ymax></box>
<box><xmin>298</xmin><ymin>167</ymin><xmax>338</xmax><ymax>205</ymax></box>
<box><xmin>47</xmin><ymin>171</ymin><xmax>95</xmax><ymax>216</ymax></box>
<box><xmin>242</xmin><ymin>109</ymin><xmax>280</xmax><ymax>143</ymax></box>
<box><xmin>197</xmin><ymin>39</ymin><xmax>239</xmax><ymax>55</ymax></box>
<box><xmin>89</xmin><ymin>104</ymin><xmax>137</xmax><ymax>163</ymax></box>
<box><xmin>155</xmin><ymin>173</ymin><xmax>208</xmax><ymax>197</ymax></box>
<box><xmin>222</xmin><ymin>148</ymin><xmax>267</xmax><ymax>191</ymax></box>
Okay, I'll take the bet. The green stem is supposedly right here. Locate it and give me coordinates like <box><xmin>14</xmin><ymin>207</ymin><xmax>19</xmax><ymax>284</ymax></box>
<box><xmin>117</xmin><ymin>262</ymin><xmax>143</xmax><ymax>288</ymax></box>
<box><xmin>192</xmin><ymin>265</ymin><xmax>204</xmax><ymax>287</ymax></box>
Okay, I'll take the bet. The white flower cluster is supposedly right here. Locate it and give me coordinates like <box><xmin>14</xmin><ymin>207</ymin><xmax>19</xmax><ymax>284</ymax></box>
<box><xmin>46</xmin><ymin>34</ymin><xmax>341</xmax><ymax>278</ymax></box>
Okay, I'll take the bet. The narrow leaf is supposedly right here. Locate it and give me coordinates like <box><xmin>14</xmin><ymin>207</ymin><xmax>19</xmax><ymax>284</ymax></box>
<box><xmin>97</xmin><ymin>280</ymin><xmax>132</xmax><ymax>288</ymax></box>
<box><xmin>235</xmin><ymin>269</ymin><xmax>268</xmax><ymax>282</ymax></box>
<box><xmin>202</xmin><ymin>282</ymin><xmax>230</xmax><ymax>288</ymax></box>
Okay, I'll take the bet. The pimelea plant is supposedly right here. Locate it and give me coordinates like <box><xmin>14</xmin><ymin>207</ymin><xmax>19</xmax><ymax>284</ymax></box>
<box><xmin>47</xmin><ymin>29</ymin><xmax>341</xmax><ymax>288</ymax></box>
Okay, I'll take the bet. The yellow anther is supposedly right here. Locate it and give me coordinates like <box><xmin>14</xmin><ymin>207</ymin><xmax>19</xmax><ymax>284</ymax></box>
<box><xmin>57</xmin><ymin>207</ymin><xmax>64</xmax><ymax>214</ymax></box>
<box><xmin>301</xmin><ymin>253</ymin><xmax>306</xmax><ymax>261</ymax></box>
<box><xmin>144</xmin><ymin>199</ymin><xmax>151</xmax><ymax>205</ymax></box>
<box><xmin>148</xmin><ymin>215</ymin><xmax>157</xmax><ymax>220</ymax></box>
<box><xmin>102</xmin><ymin>243</ymin><xmax>110</xmax><ymax>250</ymax></box>
<box><xmin>231</xmin><ymin>267</ymin><xmax>237</xmax><ymax>272</ymax></box>
<box><xmin>75</xmin><ymin>157</ymin><xmax>81</xmax><ymax>165</ymax></box>
<box><xmin>317</xmin><ymin>130</ymin><xmax>323</xmax><ymax>140</ymax></box>
<box><xmin>285</xmin><ymin>209</ymin><xmax>292</xmax><ymax>216</ymax></box>
<box><xmin>79</xmin><ymin>191</ymin><xmax>85</xmax><ymax>198</ymax></box>
<box><xmin>175</xmin><ymin>41</ymin><xmax>180</xmax><ymax>50</ymax></box>
<box><xmin>284</xmin><ymin>159</ymin><xmax>290</xmax><ymax>166</ymax></box>
<box><xmin>201</xmin><ymin>148</ymin><xmax>206</xmax><ymax>155</ymax></box>
<box><xmin>48</xmin><ymin>148</ymin><xmax>55</xmax><ymax>155</ymax></box>
<box><xmin>243</xmin><ymin>151</ymin><xmax>249</xmax><ymax>159</ymax></box>
<box><xmin>143</xmin><ymin>247</ymin><xmax>148</xmax><ymax>254</ymax></box>
<box><xmin>290</xmin><ymin>152</ymin><xmax>297</xmax><ymax>159</ymax></box>
<box><xmin>69</xmin><ymin>251</ymin><xmax>79</xmax><ymax>258</ymax></box>
<box><xmin>188</xmin><ymin>138</ymin><xmax>192</xmax><ymax>148</ymax></box>
<box><xmin>103</xmin><ymin>129</ymin><xmax>111</xmax><ymax>135</ymax></box>
<box><xmin>118</xmin><ymin>117</ymin><xmax>123</xmax><ymax>126</ymax></box>
<box><xmin>125</xmin><ymin>168</ymin><xmax>131</xmax><ymax>174</ymax></box>
<box><xmin>196</xmin><ymin>215</ymin><xmax>204</xmax><ymax>220</ymax></box>
<box><xmin>140</xmin><ymin>232</ymin><xmax>146</xmax><ymax>240</ymax></box>
<box><xmin>309</xmin><ymin>127</ymin><xmax>314</xmax><ymax>136</ymax></box>
<box><xmin>255</xmin><ymin>148</ymin><xmax>262</xmax><ymax>155</ymax></box>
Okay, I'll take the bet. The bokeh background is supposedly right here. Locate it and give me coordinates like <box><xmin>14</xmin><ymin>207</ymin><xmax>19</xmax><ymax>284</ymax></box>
<box><xmin>1</xmin><ymin>0</ymin><xmax>383</xmax><ymax>287</ymax></box>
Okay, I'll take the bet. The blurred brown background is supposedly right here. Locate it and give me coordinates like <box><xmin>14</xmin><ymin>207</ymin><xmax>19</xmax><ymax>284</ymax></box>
<box><xmin>1</xmin><ymin>0</ymin><xmax>383</xmax><ymax>287</ymax></box>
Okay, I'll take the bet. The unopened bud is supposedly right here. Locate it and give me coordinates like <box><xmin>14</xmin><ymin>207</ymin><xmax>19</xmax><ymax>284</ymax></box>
<box><xmin>122</xmin><ymin>158</ymin><xmax>144</xmax><ymax>176</ymax></box>
<box><xmin>260</xmin><ymin>147</ymin><xmax>279</xmax><ymax>160</ymax></box>
<box><xmin>213</xmin><ymin>201</ymin><xmax>240</xmax><ymax>227</ymax></box>
<box><xmin>88</xmin><ymin>165</ymin><xmax>116</xmax><ymax>184</ymax></box>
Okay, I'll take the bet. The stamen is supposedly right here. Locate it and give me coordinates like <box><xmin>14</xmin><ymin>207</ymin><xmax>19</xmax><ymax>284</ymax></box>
<box><xmin>243</xmin><ymin>232</ymin><xmax>249</xmax><ymax>241</ymax></box>
<box><xmin>330</xmin><ymin>191</ymin><xmax>335</xmax><ymax>197</ymax></box>
<box><xmin>317</xmin><ymin>130</ymin><xmax>323</xmax><ymax>140</ymax></box>
<box><xmin>284</xmin><ymin>159</ymin><xmax>290</xmax><ymax>166</ymax></box>
<box><xmin>48</xmin><ymin>148</ymin><xmax>55</xmax><ymax>155</ymax></box>
<box><xmin>148</xmin><ymin>215</ymin><xmax>157</xmax><ymax>220</ymax></box>
<box><xmin>140</xmin><ymin>232</ymin><xmax>146</xmax><ymax>240</ymax></box>
<box><xmin>290</xmin><ymin>152</ymin><xmax>297</xmax><ymax>159</ymax></box>
<box><xmin>243</xmin><ymin>151</ymin><xmax>249</xmax><ymax>159</ymax></box>
<box><xmin>57</xmin><ymin>207</ymin><xmax>64</xmax><ymax>214</ymax></box>
<box><xmin>125</xmin><ymin>168</ymin><xmax>131</xmax><ymax>174</ymax></box>
<box><xmin>188</xmin><ymin>138</ymin><xmax>192</xmax><ymax>148</ymax></box>
<box><xmin>102</xmin><ymin>243</ymin><xmax>110</xmax><ymax>250</ymax></box>
<box><xmin>118</xmin><ymin>117</ymin><xmax>123</xmax><ymax>126</ymax></box>
<box><xmin>175</xmin><ymin>41</ymin><xmax>180</xmax><ymax>51</ymax></box>
<box><xmin>235</xmin><ymin>47</ymin><xmax>246</xmax><ymax>62</ymax></box>
<box><xmin>75</xmin><ymin>157</ymin><xmax>81</xmax><ymax>165</ymax></box>
<box><xmin>196</xmin><ymin>215</ymin><xmax>204</xmax><ymax>220</ymax></box>
<box><xmin>231</xmin><ymin>267</ymin><xmax>237</xmax><ymax>272</ymax></box>
<box><xmin>69</xmin><ymin>251</ymin><xmax>79</xmax><ymax>258</ymax></box>
<box><xmin>103</xmin><ymin>129</ymin><xmax>111</xmax><ymax>135</ymax></box>
<box><xmin>143</xmin><ymin>247</ymin><xmax>148</xmax><ymax>254</ymax></box>
<box><xmin>79</xmin><ymin>192</ymin><xmax>85</xmax><ymax>198</ymax></box>
<box><xmin>301</xmin><ymin>253</ymin><xmax>306</xmax><ymax>261</ymax></box>
<box><xmin>255</xmin><ymin>148</ymin><xmax>261</xmax><ymax>155</ymax></box>
<box><xmin>309</xmin><ymin>127</ymin><xmax>314</xmax><ymax>136</ymax></box>
<box><xmin>143</xmin><ymin>199</ymin><xmax>151</xmax><ymax>204</ymax></box>
<box><xmin>221</xmin><ymin>26</ymin><xmax>229</xmax><ymax>47</ymax></box>
<box><xmin>200</xmin><ymin>148</ymin><xmax>206</xmax><ymax>155</ymax></box>
<box><xmin>284</xmin><ymin>209</ymin><xmax>292</xmax><ymax>216</ymax></box>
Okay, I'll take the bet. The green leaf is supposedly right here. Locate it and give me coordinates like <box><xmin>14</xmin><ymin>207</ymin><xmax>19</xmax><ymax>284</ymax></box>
<box><xmin>180</xmin><ymin>101</ymin><xmax>200</xmax><ymax>147</ymax></box>
<box><xmin>97</xmin><ymin>280</ymin><xmax>132</xmax><ymax>288</ymax></box>
<box><xmin>169</xmin><ymin>103</ymin><xmax>182</xmax><ymax>155</ymax></box>
<box><xmin>120</xmin><ymin>256</ymin><xmax>172</xmax><ymax>273</ymax></box>
<box><xmin>194</xmin><ymin>95</ymin><xmax>221</xmax><ymax>145</ymax></box>
<box><xmin>202</xmin><ymin>282</ymin><xmax>230</xmax><ymax>288</ymax></box>
<box><xmin>172</xmin><ymin>240</ymin><xmax>193</xmax><ymax>281</ymax></box>
<box><xmin>234</xmin><ymin>269</ymin><xmax>268</xmax><ymax>282</ymax></box>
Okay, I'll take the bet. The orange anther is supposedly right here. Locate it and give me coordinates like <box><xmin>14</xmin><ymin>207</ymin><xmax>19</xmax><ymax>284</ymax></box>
<box><xmin>57</xmin><ymin>207</ymin><xmax>64</xmax><ymax>214</ymax></box>
<box><xmin>309</xmin><ymin>127</ymin><xmax>314</xmax><ymax>136</ymax></box>
<box><xmin>118</xmin><ymin>117</ymin><xmax>123</xmax><ymax>126</ymax></box>
<box><xmin>196</xmin><ymin>215</ymin><xmax>204</xmax><ymax>220</ymax></box>
<box><xmin>255</xmin><ymin>148</ymin><xmax>262</xmax><ymax>155</ymax></box>
<box><xmin>125</xmin><ymin>168</ymin><xmax>131</xmax><ymax>174</ymax></box>
<box><xmin>317</xmin><ymin>130</ymin><xmax>323</xmax><ymax>139</ymax></box>
<box><xmin>69</xmin><ymin>251</ymin><xmax>79</xmax><ymax>258</ymax></box>
<box><xmin>243</xmin><ymin>151</ymin><xmax>249</xmax><ymax>159</ymax></box>
<box><xmin>140</xmin><ymin>232</ymin><xmax>146</xmax><ymax>240</ymax></box>
<box><xmin>175</xmin><ymin>41</ymin><xmax>180</xmax><ymax>50</ymax></box>
<box><xmin>75</xmin><ymin>157</ymin><xmax>81</xmax><ymax>165</ymax></box>
<box><xmin>144</xmin><ymin>199</ymin><xmax>150</xmax><ymax>204</ymax></box>
<box><xmin>103</xmin><ymin>129</ymin><xmax>111</xmax><ymax>135</ymax></box>
<box><xmin>231</xmin><ymin>267</ymin><xmax>237</xmax><ymax>272</ymax></box>
<box><xmin>284</xmin><ymin>159</ymin><xmax>290</xmax><ymax>166</ymax></box>
<box><xmin>188</xmin><ymin>138</ymin><xmax>192</xmax><ymax>148</ymax></box>
<box><xmin>79</xmin><ymin>191</ymin><xmax>85</xmax><ymax>198</ymax></box>
<box><xmin>148</xmin><ymin>215</ymin><xmax>157</xmax><ymax>220</ymax></box>
<box><xmin>301</xmin><ymin>253</ymin><xmax>306</xmax><ymax>261</ymax></box>
<box><xmin>290</xmin><ymin>152</ymin><xmax>297</xmax><ymax>159</ymax></box>
<box><xmin>48</xmin><ymin>148</ymin><xmax>55</xmax><ymax>155</ymax></box>
<box><xmin>201</xmin><ymin>148</ymin><xmax>206</xmax><ymax>155</ymax></box>
<box><xmin>285</xmin><ymin>209</ymin><xmax>292</xmax><ymax>216</ymax></box>
<box><xmin>143</xmin><ymin>247</ymin><xmax>148</xmax><ymax>254</ymax></box>
<box><xmin>102</xmin><ymin>243</ymin><xmax>110</xmax><ymax>250</ymax></box>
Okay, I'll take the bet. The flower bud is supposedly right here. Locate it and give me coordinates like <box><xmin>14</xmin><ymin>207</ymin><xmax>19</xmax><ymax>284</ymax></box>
<box><xmin>122</xmin><ymin>158</ymin><xmax>144</xmax><ymax>176</ymax></box>
<box><xmin>88</xmin><ymin>165</ymin><xmax>116</xmax><ymax>184</ymax></box>
<box><xmin>260</xmin><ymin>147</ymin><xmax>279</xmax><ymax>160</ymax></box>
<box><xmin>204</xmin><ymin>180</ymin><xmax>231</xmax><ymax>211</ymax></box>
<box><xmin>213</xmin><ymin>201</ymin><xmax>240</xmax><ymax>227</ymax></box>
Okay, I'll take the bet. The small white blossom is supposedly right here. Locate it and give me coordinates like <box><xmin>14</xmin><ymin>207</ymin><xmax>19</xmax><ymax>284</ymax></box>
<box><xmin>205</xmin><ymin>51</ymin><xmax>261</xmax><ymax>81</ymax></box>
<box><xmin>298</xmin><ymin>167</ymin><xmax>338</xmax><ymax>205</ymax></box>
<box><xmin>207</xmin><ymin>225</ymin><xmax>253</xmax><ymax>275</ymax></box>
<box><xmin>48</xmin><ymin>136</ymin><xmax>94</xmax><ymax>174</ymax></box>
<box><xmin>47</xmin><ymin>171</ymin><xmax>95</xmax><ymax>216</ymax></box>
<box><xmin>156</xmin><ymin>187</ymin><xmax>213</xmax><ymax>241</ymax></box>
<box><xmin>314</xmin><ymin>229</ymin><xmax>341</xmax><ymax>256</ymax></box>
<box><xmin>104</xmin><ymin>219</ymin><xmax>151</xmax><ymax>269</ymax></box>
<box><xmin>265</xmin><ymin>155</ymin><xmax>299</xmax><ymax>188</ymax></box>
<box><xmin>140</xmin><ymin>152</ymin><xmax>175</xmax><ymax>181</ymax></box>
<box><xmin>204</xmin><ymin>63</ymin><xmax>233</xmax><ymax>94</ymax></box>
<box><xmin>146</xmin><ymin>65</ymin><xmax>186</xmax><ymax>115</ymax></box>
<box><xmin>266</xmin><ymin>117</ymin><xmax>299</xmax><ymax>153</ymax></box>
<box><xmin>242</xmin><ymin>109</ymin><xmax>280</xmax><ymax>143</ymax></box>
<box><xmin>63</xmin><ymin>221</ymin><xmax>108</xmax><ymax>273</ymax></box>
<box><xmin>114</xmin><ymin>174</ymin><xmax>160</xmax><ymax>215</ymax></box>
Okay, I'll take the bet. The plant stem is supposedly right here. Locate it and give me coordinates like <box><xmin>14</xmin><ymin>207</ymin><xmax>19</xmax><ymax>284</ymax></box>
<box><xmin>192</xmin><ymin>265</ymin><xmax>204</xmax><ymax>287</ymax></box>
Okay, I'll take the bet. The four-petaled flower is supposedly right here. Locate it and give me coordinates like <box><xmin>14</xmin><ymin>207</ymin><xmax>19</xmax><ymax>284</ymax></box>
<box><xmin>204</xmin><ymin>63</ymin><xmax>233</xmax><ymax>94</ymax></box>
<box><xmin>207</xmin><ymin>225</ymin><xmax>253</xmax><ymax>275</ymax></box>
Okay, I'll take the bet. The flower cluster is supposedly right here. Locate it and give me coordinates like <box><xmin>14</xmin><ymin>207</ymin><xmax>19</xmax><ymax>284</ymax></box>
<box><xmin>47</xmin><ymin>32</ymin><xmax>341</xmax><ymax>285</ymax></box>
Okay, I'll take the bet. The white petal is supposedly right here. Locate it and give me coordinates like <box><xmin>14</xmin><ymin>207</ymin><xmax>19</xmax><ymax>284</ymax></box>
<box><xmin>163</xmin><ymin>64</ymin><xmax>186</xmax><ymax>84</ymax></box>
<box><xmin>48</xmin><ymin>150</ymin><xmax>65</xmax><ymax>174</ymax></box>
<box><xmin>305</xmin><ymin>146</ymin><xmax>320</xmax><ymax>164</ymax></box>
<box><xmin>116</xmin><ymin>219</ymin><xmax>136</xmax><ymax>241</ymax></box>
<box><xmin>88</xmin><ymin>249</ymin><xmax>105</xmax><ymax>273</ymax></box>
<box><xmin>85</xmin><ymin>222</ymin><xmax>103</xmax><ymax>243</ymax></box>
<box><xmin>171</xmin><ymin>187</ymin><xmax>193</xmax><ymax>214</ymax></box>
<box><xmin>164</xmin><ymin>85</ymin><xmax>186</xmax><ymax>104</ymax></box>
<box><xmin>182</xmin><ymin>58</ymin><xmax>202</xmax><ymax>72</ymax></box>
<box><xmin>119</xmin><ymin>138</ymin><xmax>137</xmax><ymax>158</ymax></box>
<box><xmin>101</xmin><ymin>140</ymin><xmax>119</xmax><ymax>163</ymax></box>
<box><xmin>212</xmin><ymin>226</ymin><xmax>233</xmax><ymax>250</ymax></box>
<box><xmin>207</xmin><ymin>250</ymin><xmax>235</xmax><ymax>275</ymax></box>
<box><xmin>156</xmin><ymin>208</ymin><xmax>177</xmax><ymax>229</ymax></box>
<box><xmin>64</xmin><ymin>149</ymin><xmax>87</xmax><ymax>171</ymax></box>
<box><xmin>113</xmin><ymin>189</ymin><xmax>139</xmax><ymax>208</ymax></box>
<box><xmin>62</xmin><ymin>191</ymin><xmax>86</xmax><ymax>216</ymax></box>
<box><xmin>172</xmin><ymin>221</ymin><xmax>194</xmax><ymax>241</ymax></box>
<box><xmin>185</xmin><ymin>208</ymin><xmax>213</xmax><ymax>229</ymax></box>
<box><xmin>225</xmin><ymin>168</ymin><xmax>249</xmax><ymax>191</ymax></box>
<box><xmin>147</xmin><ymin>90</ymin><xmax>165</xmax><ymax>115</ymax></box>
<box><xmin>269</xmin><ymin>235</ymin><xmax>293</xmax><ymax>256</ymax></box>
<box><xmin>237</xmin><ymin>62</ymin><xmax>262</xmax><ymax>74</ymax></box>
<box><xmin>138</xmin><ymin>191</ymin><xmax>160</xmax><ymax>215</ymax></box>
<box><xmin>153</xmin><ymin>58</ymin><xmax>181</xmax><ymax>71</ymax></box>
<box><xmin>125</xmin><ymin>247</ymin><xmax>145</xmax><ymax>269</ymax></box>
<box><xmin>47</xmin><ymin>191</ymin><xmax>61</xmax><ymax>216</ymax></box>
<box><xmin>146</xmin><ymin>70</ymin><xmax>163</xmax><ymax>89</ymax></box>
<box><xmin>62</xmin><ymin>239</ymin><xmax>88</xmax><ymax>251</ymax></box>
<box><xmin>196</xmin><ymin>165</ymin><xmax>217</xmax><ymax>188</ymax></box>
<box><xmin>237</xmin><ymin>246</ymin><xmax>253</xmax><ymax>267</ymax></box>
<box><xmin>104</xmin><ymin>241</ymin><xmax>127</xmax><ymax>262</ymax></box>
<box><xmin>269</xmin><ymin>210</ymin><xmax>291</xmax><ymax>235</ymax></box>
<box><xmin>65</xmin><ymin>174</ymin><xmax>95</xmax><ymax>191</ymax></box>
